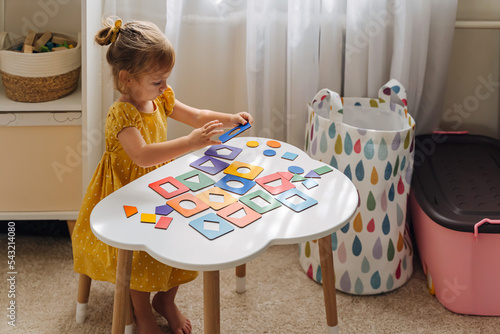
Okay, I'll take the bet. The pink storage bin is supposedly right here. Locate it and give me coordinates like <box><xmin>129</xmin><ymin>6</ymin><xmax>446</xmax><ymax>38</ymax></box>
<box><xmin>410</xmin><ymin>133</ymin><xmax>500</xmax><ymax>316</ymax></box>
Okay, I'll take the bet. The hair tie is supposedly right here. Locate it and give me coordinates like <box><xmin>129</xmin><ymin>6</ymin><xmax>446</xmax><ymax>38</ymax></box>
<box><xmin>110</xmin><ymin>19</ymin><xmax>122</xmax><ymax>43</ymax></box>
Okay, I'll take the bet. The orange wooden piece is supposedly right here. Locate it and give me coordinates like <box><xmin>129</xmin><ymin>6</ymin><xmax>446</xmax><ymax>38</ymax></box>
<box><xmin>123</xmin><ymin>205</ymin><xmax>138</xmax><ymax>218</ymax></box>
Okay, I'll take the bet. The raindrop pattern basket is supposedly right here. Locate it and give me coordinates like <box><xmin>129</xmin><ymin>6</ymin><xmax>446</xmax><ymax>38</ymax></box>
<box><xmin>299</xmin><ymin>79</ymin><xmax>416</xmax><ymax>295</ymax></box>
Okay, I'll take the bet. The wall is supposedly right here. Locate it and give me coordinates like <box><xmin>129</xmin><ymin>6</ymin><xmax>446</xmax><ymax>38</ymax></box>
<box><xmin>440</xmin><ymin>0</ymin><xmax>500</xmax><ymax>139</ymax></box>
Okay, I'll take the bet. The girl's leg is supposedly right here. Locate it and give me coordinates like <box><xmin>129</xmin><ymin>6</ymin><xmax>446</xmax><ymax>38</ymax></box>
<box><xmin>152</xmin><ymin>286</ymin><xmax>192</xmax><ymax>334</ymax></box>
<box><xmin>129</xmin><ymin>289</ymin><xmax>164</xmax><ymax>334</ymax></box>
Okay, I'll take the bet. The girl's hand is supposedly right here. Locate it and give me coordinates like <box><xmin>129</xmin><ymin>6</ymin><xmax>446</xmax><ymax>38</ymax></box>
<box><xmin>232</xmin><ymin>112</ymin><xmax>254</xmax><ymax>126</ymax></box>
<box><xmin>187</xmin><ymin>120</ymin><xmax>224</xmax><ymax>150</ymax></box>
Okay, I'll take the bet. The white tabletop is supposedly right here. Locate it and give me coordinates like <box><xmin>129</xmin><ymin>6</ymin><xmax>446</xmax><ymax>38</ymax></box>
<box><xmin>90</xmin><ymin>137</ymin><xmax>357</xmax><ymax>271</ymax></box>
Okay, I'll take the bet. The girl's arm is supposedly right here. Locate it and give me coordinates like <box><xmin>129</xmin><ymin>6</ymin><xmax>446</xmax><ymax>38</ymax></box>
<box><xmin>170</xmin><ymin>99</ymin><xmax>253</xmax><ymax>128</ymax></box>
<box><xmin>118</xmin><ymin>120</ymin><xmax>223</xmax><ymax>168</ymax></box>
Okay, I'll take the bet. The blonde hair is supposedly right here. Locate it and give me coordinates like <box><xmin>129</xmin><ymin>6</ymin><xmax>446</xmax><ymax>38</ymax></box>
<box><xmin>95</xmin><ymin>17</ymin><xmax>175</xmax><ymax>94</ymax></box>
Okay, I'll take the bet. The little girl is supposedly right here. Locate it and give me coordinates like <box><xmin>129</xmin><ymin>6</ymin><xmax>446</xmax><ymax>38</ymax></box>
<box><xmin>72</xmin><ymin>18</ymin><xmax>253</xmax><ymax>334</ymax></box>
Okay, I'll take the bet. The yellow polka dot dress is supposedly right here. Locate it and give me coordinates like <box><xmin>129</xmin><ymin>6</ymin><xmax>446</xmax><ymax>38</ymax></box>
<box><xmin>72</xmin><ymin>87</ymin><xmax>198</xmax><ymax>292</ymax></box>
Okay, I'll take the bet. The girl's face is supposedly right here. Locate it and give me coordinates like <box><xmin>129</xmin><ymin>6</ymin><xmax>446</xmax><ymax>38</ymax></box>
<box><xmin>128</xmin><ymin>70</ymin><xmax>171</xmax><ymax>103</ymax></box>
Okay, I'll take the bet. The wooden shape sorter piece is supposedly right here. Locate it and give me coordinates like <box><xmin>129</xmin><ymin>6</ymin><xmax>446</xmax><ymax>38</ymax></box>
<box><xmin>155</xmin><ymin>204</ymin><xmax>174</xmax><ymax>216</ymax></box>
<box><xmin>215</xmin><ymin>174</ymin><xmax>256</xmax><ymax>195</ymax></box>
<box><xmin>288</xmin><ymin>166</ymin><xmax>304</xmax><ymax>175</ymax></box>
<box><xmin>190</xmin><ymin>155</ymin><xmax>230</xmax><ymax>175</ymax></box>
<box><xmin>275</xmin><ymin>188</ymin><xmax>318</xmax><ymax>212</ymax></box>
<box><xmin>167</xmin><ymin>193</ymin><xmax>210</xmax><ymax>218</ymax></box>
<box><xmin>302</xmin><ymin>178</ymin><xmax>319</xmax><ymax>190</ymax></box>
<box><xmin>141</xmin><ymin>213</ymin><xmax>156</xmax><ymax>224</ymax></box>
<box><xmin>175</xmin><ymin>170</ymin><xmax>215</xmax><ymax>192</ymax></box>
<box><xmin>278</xmin><ymin>171</ymin><xmax>294</xmax><ymax>181</ymax></box>
<box><xmin>224</xmin><ymin>161</ymin><xmax>264</xmax><ymax>180</ymax></box>
<box><xmin>217</xmin><ymin>202</ymin><xmax>262</xmax><ymax>228</ymax></box>
<box><xmin>239</xmin><ymin>189</ymin><xmax>281</xmax><ymax>214</ymax></box>
<box><xmin>314</xmin><ymin>165</ymin><xmax>333</xmax><ymax>175</ymax></box>
<box><xmin>291</xmin><ymin>173</ymin><xmax>307</xmax><ymax>182</ymax></box>
<box><xmin>155</xmin><ymin>216</ymin><xmax>173</xmax><ymax>230</ymax></box>
<box><xmin>149</xmin><ymin>176</ymin><xmax>189</xmax><ymax>200</ymax></box>
<box><xmin>204</xmin><ymin>144</ymin><xmax>243</xmax><ymax>161</ymax></box>
<box><xmin>123</xmin><ymin>205</ymin><xmax>138</xmax><ymax>218</ymax></box>
<box><xmin>305</xmin><ymin>170</ymin><xmax>321</xmax><ymax>178</ymax></box>
<box><xmin>189</xmin><ymin>213</ymin><xmax>235</xmax><ymax>240</ymax></box>
<box><xmin>219</xmin><ymin>122</ymin><xmax>252</xmax><ymax>143</ymax></box>
<box><xmin>196</xmin><ymin>187</ymin><xmax>238</xmax><ymax>210</ymax></box>
<box><xmin>281</xmin><ymin>151</ymin><xmax>298</xmax><ymax>161</ymax></box>
<box><xmin>266</xmin><ymin>140</ymin><xmax>281</xmax><ymax>148</ymax></box>
<box><xmin>263</xmin><ymin>149</ymin><xmax>276</xmax><ymax>157</ymax></box>
<box><xmin>246</xmin><ymin>140</ymin><xmax>259</xmax><ymax>148</ymax></box>
<box><xmin>255</xmin><ymin>172</ymin><xmax>295</xmax><ymax>195</ymax></box>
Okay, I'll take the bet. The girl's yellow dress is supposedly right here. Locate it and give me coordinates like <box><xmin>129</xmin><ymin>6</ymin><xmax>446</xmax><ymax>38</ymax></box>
<box><xmin>72</xmin><ymin>87</ymin><xmax>197</xmax><ymax>292</ymax></box>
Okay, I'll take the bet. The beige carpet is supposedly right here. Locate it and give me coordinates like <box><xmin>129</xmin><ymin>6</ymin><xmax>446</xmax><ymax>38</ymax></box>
<box><xmin>1</xmin><ymin>221</ymin><xmax>499</xmax><ymax>334</ymax></box>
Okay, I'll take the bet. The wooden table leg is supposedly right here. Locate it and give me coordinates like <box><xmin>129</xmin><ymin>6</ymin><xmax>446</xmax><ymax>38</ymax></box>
<box><xmin>112</xmin><ymin>249</ymin><xmax>134</xmax><ymax>334</ymax></box>
<box><xmin>319</xmin><ymin>235</ymin><xmax>339</xmax><ymax>334</ymax></box>
<box><xmin>203</xmin><ymin>271</ymin><xmax>221</xmax><ymax>334</ymax></box>
<box><xmin>235</xmin><ymin>264</ymin><xmax>246</xmax><ymax>293</ymax></box>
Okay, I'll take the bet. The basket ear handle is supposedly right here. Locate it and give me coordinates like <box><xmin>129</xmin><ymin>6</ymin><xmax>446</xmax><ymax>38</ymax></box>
<box><xmin>0</xmin><ymin>32</ymin><xmax>12</xmax><ymax>50</ymax></box>
<box><xmin>379</xmin><ymin>79</ymin><xmax>407</xmax><ymax>108</ymax></box>
<box><xmin>310</xmin><ymin>88</ymin><xmax>343</xmax><ymax>122</ymax></box>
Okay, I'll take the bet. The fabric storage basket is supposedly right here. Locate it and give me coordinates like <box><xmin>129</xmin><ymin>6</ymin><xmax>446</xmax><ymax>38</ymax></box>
<box><xmin>299</xmin><ymin>79</ymin><xmax>416</xmax><ymax>295</ymax></box>
<box><xmin>0</xmin><ymin>32</ymin><xmax>81</xmax><ymax>103</ymax></box>
<box><xmin>410</xmin><ymin>133</ymin><xmax>500</xmax><ymax>315</ymax></box>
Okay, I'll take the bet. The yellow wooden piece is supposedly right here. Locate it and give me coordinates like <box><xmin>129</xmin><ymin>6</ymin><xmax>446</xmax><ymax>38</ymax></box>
<box><xmin>224</xmin><ymin>161</ymin><xmax>264</xmax><ymax>180</ymax></box>
<box><xmin>140</xmin><ymin>213</ymin><xmax>156</xmax><ymax>224</ymax></box>
<box><xmin>246</xmin><ymin>140</ymin><xmax>259</xmax><ymax>148</ymax></box>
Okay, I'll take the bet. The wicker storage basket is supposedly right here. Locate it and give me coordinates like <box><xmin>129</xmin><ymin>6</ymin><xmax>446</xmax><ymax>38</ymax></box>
<box><xmin>0</xmin><ymin>32</ymin><xmax>81</xmax><ymax>103</ymax></box>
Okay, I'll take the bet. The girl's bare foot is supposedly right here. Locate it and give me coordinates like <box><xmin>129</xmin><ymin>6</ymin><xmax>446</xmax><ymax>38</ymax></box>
<box><xmin>129</xmin><ymin>289</ymin><xmax>165</xmax><ymax>334</ymax></box>
<box><xmin>152</xmin><ymin>289</ymin><xmax>192</xmax><ymax>334</ymax></box>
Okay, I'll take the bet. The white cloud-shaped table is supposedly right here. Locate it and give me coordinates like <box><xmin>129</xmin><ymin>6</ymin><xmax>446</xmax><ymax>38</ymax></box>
<box><xmin>90</xmin><ymin>136</ymin><xmax>357</xmax><ymax>333</ymax></box>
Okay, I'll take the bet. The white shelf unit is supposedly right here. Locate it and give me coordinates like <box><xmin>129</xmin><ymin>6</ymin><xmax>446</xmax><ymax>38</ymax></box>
<box><xmin>0</xmin><ymin>0</ymin><xmax>104</xmax><ymax>221</ymax></box>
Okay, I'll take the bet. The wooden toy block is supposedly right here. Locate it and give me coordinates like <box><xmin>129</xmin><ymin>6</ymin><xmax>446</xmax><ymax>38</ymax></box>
<box><xmin>263</xmin><ymin>149</ymin><xmax>276</xmax><ymax>157</ymax></box>
<box><xmin>155</xmin><ymin>204</ymin><xmax>174</xmax><ymax>216</ymax></box>
<box><xmin>140</xmin><ymin>213</ymin><xmax>157</xmax><ymax>224</ymax></box>
<box><xmin>149</xmin><ymin>176</ymin><xmax>190</xmax><ymax>200</ymax></box>
<box><xmin>51</xmin><ymin>35</ymin><xmax>77</xmax><ymax>46</ymax></box>
<box><xmin>51</xmin><ymin>46</ymin><xmax>68</xmax><ymax>51</ymax></box>
<box><xmin>256</xmin><ymin>172</ymin><xmax>295</xmax><ymax>195</ymax></box>
<box><xmin>314</xmin><ymin>165</ymin><xmax>333</xmax><ymax>175</ymax></box>
<box><xmin>288</xmin><ymin>166</ymin><xmax>304</xmax><ymax>174</ymax></box>
<box><xmin>24</xmin><ymin>30</ymin><xmax>36</xmax><ymax>47</ymax></box>
<box><xmin>275</xmin><ymin>188</ymin><xmax>318</xmax><ymax>212</ymax></box>
<box><xmin>217</xmin><ymin>202</ymin><xmax>262</xmax><ymax>228</ymax></box>
<box><xmin>196</xmin><ymin>187</ymin><xmax>238</xmax><ymax>210</ymax></box>
<box><xmin>219</xmin><ymin>122</ymin><xmax>251</xmax><ymax>143</ymax></box>
<box><xmin>175</xmin><ymin>170</ymin><xmax>215</xmax><ymax>192</ymax></box>
<box><xmin>205</xmin><ymin>144</ymin><xmax>242</xmax><ymax>160</ymax></box>
<box><xmin>224</xmin><ymin>161</ymin><xmax>264</xmax><ymax>180</ymax></box>
<box><xmin>239</xmin><ymin>190</ymin><xmax>281</xmax><ymax>214</ymax></box>
<box><xmin>123</xmin><ymin>205</ymin><xmax>138</xmax><ymax>218</ymax></box>
<box><xmin>266</xmin><ymin>140</ymin><xmax>281</xmax><ymax>148</ymax></box>
<box><xmin>215</xmin><ymin>174</ymin><xmax>256</xmax><ymax>195</ymax></box>
<box><xmin>34</xmin><ymin>31</ymin><xmax>52</xmax><ymax>51</ymax></box>
<box><xmin>155</xmin><ymin>216</ymin><xmax>173</xmax><ymax>230</ymax></box>
<box><xmin>23</xmin><ymin>45</ymin><xmax>33</xmax><ymax>53</ymax></box>
<box><xmin>190</xmin><ymin>155</ymin><xmax>229</xmax><ymax>175</ymax></box>
<box><xmin>167</xmin><ymin>193</ymin><xmax>210</xmax><ymax>218</ymax></box>
<box><xmin>281</xmin><ymin>152</ymin><xmax>298</xmax><ymax>161</ymax></box>
<box><xmin>189</xmin><ymin>213</ymin><xmax>234</xmax><ymax>240</ymax></box>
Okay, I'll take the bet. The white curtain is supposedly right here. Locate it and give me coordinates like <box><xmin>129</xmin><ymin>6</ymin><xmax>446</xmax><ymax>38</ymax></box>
<box><xmin>105</xmin><ymin>0</ymin><xmax>458</xmax><ymax>148</ymax></box>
